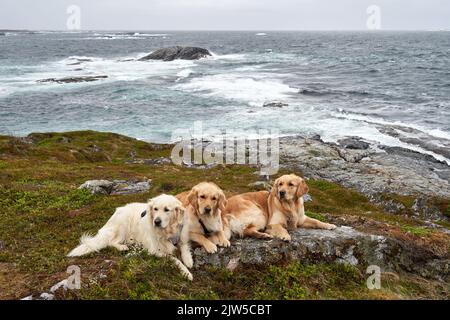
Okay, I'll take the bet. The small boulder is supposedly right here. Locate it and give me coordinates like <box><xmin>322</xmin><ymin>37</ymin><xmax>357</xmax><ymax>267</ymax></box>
<box><xmin>79</xmin><ymin>179</ymin><xmax>151</xmax><ymax>195</ymax></box>
<box><xmin>78</xmin><ymin>180</ymin><xmax>114</xmax><ymax>195</ymax></box>
<box><xmin>337</xmin><ymin>137</ymin><xmax>370</xmax><ymax>150</ymax></box>
<box><xmin>38</xmin><ymin>75</ymin><xmax>108</xmax><ymax>84</ymax></box>
<box><xmin>263</xmin><ymin>101</ymin><xmax>289</xmax><ymax>108</ymax></box>
<box><xmin>139</xmin><ymin>46</ymin><xmax>212</xmax><ymax>62</ymax></box>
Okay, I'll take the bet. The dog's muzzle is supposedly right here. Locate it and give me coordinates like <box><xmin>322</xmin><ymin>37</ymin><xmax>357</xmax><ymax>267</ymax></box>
<box><xmin>279</xmin><ymin>191</ymin><xmax>286</xmax><ymax>199</ymax></box>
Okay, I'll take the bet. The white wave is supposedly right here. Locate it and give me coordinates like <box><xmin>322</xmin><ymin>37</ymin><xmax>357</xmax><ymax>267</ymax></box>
<box><xmin>176</xmin><ymin>68</ymin><xmax>193</xmax><ymax>78</ymax></box>
<box><xmin>0</xmin><ymin>53</ymin><xmax>197</xmax><ymax>96</ymax></box>
<box><xmin>172</xmin><ymin>74</ymin><xmax>297</xmax><ymax>106</ymax></box>
<box><xmin>256</xmin><ymin>33</ymin><xmax>267</xmax><ymax>36</ymax></box>
<box><xmin>209</xmin><ymin>52</ymin><xmax>247</xmax><ymax>60</ymax></box>
<box><xmin>333</xmin><ymin>110</ymin><xmax>450</xmax><ymax>142</ymax></box>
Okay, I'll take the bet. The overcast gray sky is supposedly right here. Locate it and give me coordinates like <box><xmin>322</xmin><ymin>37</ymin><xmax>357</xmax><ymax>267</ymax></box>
<box><xmin>1</xmin><ymin>0</ymin><xmax>449</xmax><ymax>31</ymax></box>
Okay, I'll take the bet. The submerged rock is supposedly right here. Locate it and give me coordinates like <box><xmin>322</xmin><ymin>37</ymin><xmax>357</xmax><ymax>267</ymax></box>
<box><xmin>263</xmin><ymin>101</ymin><xmax>289</xmax><ymax>108</ymax></box>
<box><xmin>79</xmin><ymin>179</ymin><xmax>151</xmax><ymax>195</ymax></box>
<box><xmin>138</xmin><ymin>46</ymin><xmax>211</xmax><ymax>61</ymax></box>
<box><xmin>38</xmin><ymin>75</ymin><xmax>108</xmax><ymax>84</ymax></box>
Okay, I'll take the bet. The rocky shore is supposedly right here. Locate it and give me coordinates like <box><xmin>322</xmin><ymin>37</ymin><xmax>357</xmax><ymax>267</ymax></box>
<box><xmin>279</xmin><ymin>135</ymin><xmax>450</xmax><ymax>222</ymax></box>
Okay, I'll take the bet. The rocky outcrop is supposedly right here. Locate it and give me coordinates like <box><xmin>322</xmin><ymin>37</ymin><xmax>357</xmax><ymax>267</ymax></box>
<box><xmin>263</xmin><ymin>101</ymin><xmax>289</xmax><ymax>108</ymax></box>
<box><xmin>78</xmin><ymin>179</ymin><xmax>151</xmax><ymax>195</ymax></box>
<box><xmin>38</xmin><ymin>75</ymin><xmax>108</xmax><ymax>84</ymax></box>
<box><xmin>138</xmin><ymin>46</ymin><xmax>211</xmax><ymax>61</ymax></box>
<box><xmin>279</xmin><ymin>136</ymin><xmax>450</xmax><ymax>221</ymax></box>
<box><xmin>193</xmin><ymin>227</ymin><xmax>449</xmax><ymax>281</ymax></box>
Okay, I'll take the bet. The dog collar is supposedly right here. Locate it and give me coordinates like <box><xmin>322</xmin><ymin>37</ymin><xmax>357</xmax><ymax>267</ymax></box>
<box><xmin>198</xmin><ymin>218</ymin><xmax>211</xmax><ymax>235</ymax></box>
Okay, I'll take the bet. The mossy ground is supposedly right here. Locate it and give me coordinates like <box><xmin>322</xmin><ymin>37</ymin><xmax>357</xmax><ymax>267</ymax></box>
<box><xmin>0</xmin><ymin>131</ymin><xmax>448</xmax><ymax>300</ymax></box>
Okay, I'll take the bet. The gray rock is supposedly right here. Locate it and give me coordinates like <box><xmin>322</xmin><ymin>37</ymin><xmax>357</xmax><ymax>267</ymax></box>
<box><xmin>338</xmin><ymin>137</ymin><xmax>370</xmax><ymax>150</ymax></box>
<box><xmin>193</xmin><ymin>226</ymin><xmax>449</xmax><ymax>280</ymax></box>
<box><xmin>79</xmin><ymin>179</ymin><xmax>151</xmax><ymax>195</ymax></box>
<box><xmin>78</xmin><ymin>180</ymin><xmax>114</xmax><ymax>195</ymax></box>
<box><xmin>279</xmin><ymin>136</ymin><xmax>450</xmax><ymax>221</ymax></box>
<box><xmin>110</xmin><ymin>180</ymin><xmax>152</xmax><ymax>195</ymax></box>
<box><xmin>263</xmin><ymin>101</ymin><xmax>289</xmax><ymax>108</ymax></box>
<box><xmin>38</xmin><ymin>75</ymin><xmax>108</xmax><ymax>84</ymax></box>
<box><xmin>39</xmin><ymin>293</ymin><xmax>54</xmax><ymax>300</ymax></box>
<box><xmin>139</xmin><ymin>46</ymin><xmax>211</xmax><ymax>61</ymax></box>
<box><xmin>303</xmin><ymin>193</ymin><xmax>313</xmax><ymax>202</ymax></box>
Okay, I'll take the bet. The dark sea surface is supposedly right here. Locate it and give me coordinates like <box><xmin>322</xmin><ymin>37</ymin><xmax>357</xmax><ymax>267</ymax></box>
<box><xmin>0</xmin><ymin>31</ymin><xmax>449</xmax><ymax>163</ymax></box>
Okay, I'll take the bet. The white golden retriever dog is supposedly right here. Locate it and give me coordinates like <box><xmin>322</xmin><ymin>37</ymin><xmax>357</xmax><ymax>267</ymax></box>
<box><xmin>67</xmin><ymin>194</ymin><xmax>194</xmax><ymax>280</ymax></box>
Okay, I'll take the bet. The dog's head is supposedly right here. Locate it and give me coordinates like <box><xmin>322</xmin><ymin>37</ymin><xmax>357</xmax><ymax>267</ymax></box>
<box><xmin>271</xmin><ymin>174</ymin><xmax>309</xmax><ymax>202</ymax></box>
<box><xmin>143</xmin><ymin>194</ymin><xmax>185</xmax><ymax>244</ymax></box>
<box><xmin>187</xmin><ymin>182</ymin><xmax>227</xmax><ymax>233</ymax></box>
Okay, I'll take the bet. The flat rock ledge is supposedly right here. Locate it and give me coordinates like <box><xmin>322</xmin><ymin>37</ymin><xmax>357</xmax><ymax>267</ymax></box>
<box><xmin>78</xmin><ymin>179</ymin><xmax>151</xmax><ymax>195</ymax></box>
<box><xmin>193</xmin><ymin>227</ymin><xmax>449</xmax><ymax>281</ymax></box>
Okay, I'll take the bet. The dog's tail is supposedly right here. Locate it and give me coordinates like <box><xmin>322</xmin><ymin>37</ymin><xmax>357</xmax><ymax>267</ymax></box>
<box><xmin>67</xmin><ymin>228</ymin><xmax>114</xmax><ymax>257</ymax></box>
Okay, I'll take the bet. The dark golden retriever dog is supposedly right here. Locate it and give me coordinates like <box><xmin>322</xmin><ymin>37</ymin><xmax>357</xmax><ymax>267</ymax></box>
<box><xmin>223</xmin><ymin>174</ymin><xmax>336</xmax><ymax>241</ymax></box>
<box><xmin>177</xmin><ymin>182</ymin><xmax>230</xmax><ymax>253</ymax></box>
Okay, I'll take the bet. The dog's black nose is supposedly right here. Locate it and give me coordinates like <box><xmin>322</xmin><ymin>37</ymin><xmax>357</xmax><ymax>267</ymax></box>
<box><xmin>204</xmin><ymin>207</ymin><xmax>211</xmax><ymax>214</ymax></box>
<box><xmin>154</xmin><ymin>218</ymin><xmax>162</xmax><ymax>227</ymax></box>
<box><xmin>279</xmin><ymin>191</ymin><xmax>286</xmax><ymax>199</ymax></box>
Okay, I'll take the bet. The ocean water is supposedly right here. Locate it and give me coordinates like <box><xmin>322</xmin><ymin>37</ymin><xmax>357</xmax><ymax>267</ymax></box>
<box><xmin>0</xmin><ymin>31</ymin><xmax>449</xmax><ymax>163</ymax></box>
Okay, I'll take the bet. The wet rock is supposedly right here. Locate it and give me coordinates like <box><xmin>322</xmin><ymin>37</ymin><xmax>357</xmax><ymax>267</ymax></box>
<box><xmin>139</xmin><ymin>46</ymin><xmax>211</xmax><ymax>61</ymax></box>
<box><xmin>79</xmin><ymin>179</ymin><xmax>151</xmax><ymax>195</ymax></box>
<box><xmin>337</xmin><ymin>137</ymin><xmax>370</xmax><ymax>150</ymax></box>
<box><xmin>193</xmin><ymin>226</ymin><xmax>449</xmax><ymax>280</ymax></box>
<box><xmin>38</xmin><ymin>75</ymin><xmax>108</xmax><ymax>84</ymax></box>
<box><xmin>263</xmin><ymin>101</ymin><xmax>288</xmax><ymax>108</ymax></box>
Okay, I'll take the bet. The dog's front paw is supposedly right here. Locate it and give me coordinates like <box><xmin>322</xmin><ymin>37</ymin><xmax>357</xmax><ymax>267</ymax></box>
<box><xmin>115</xmin><ymin>244</ymin><xmax>129</xmax><ymax>251</ymax></box>
<box><xmin>325</xmin><ymin>223</ymin><xmax>337</xmax><ymax>230</ymax></box>
<box><xmin>182</xmin><ymin>253</ymin><xmax>194</xmax><ymax>269</ymax></box>
<box><xmin>278</xmin><ymin>233</ymin><xmax>292</xmax><ymax>242</ymax></box>
<box><xmin>260</xmin><ymin>232</ymin><xmax>273</xmax><ymax>240</ymax></box>
<box><xmin>184</xmin><ymin>270</ymin><xmax>193</xmax><ymax>281</ymax></box>
<box><xmin>203</xmin><ymin>241</ymin><xmax>218</xmax><ymax>254</ymax></box>
<box><xmin>219</xmin><ymin>238</ymin><xmax>231</xmax><ymax>248</ymax></box>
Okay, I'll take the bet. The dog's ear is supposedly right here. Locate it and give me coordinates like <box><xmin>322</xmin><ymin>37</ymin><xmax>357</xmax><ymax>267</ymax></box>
<box><xmin>175</xmin><ymin>205</ymin><xmax>185</xmax><ymax>224</ymax></box>
<box><xmin>187</xmin><ymin>187</ymin><xmax>199</xmax><ymax>211</ymax></box>
<box><xmin>271</xmin><ymin>177</ymin><xmax>280</xmax><ymax>197</ymax></box>
<box><xmin>218</xmin><ymin>189</ymin><xmax>228</xmax><ymax>212</ymax></box>
<box><xmin>143</xmin><ymin>199</ymin><xmax>154</xmax><ymax>219</ymax></box>
<box><xmin>296</xmin><ymin>178</ymin><xmax>309</xmax><ymax>198</ymax></box>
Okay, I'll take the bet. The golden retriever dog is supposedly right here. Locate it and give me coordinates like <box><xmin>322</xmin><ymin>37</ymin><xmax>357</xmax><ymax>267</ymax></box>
<box><xmin>224</xmin><ymin>174</ymin><xmax>336</xmax><ymax>241</ymax></box>
<box><xmin>177</xmin><ymin>182</ymin><xmax>230</xmax><ymax>253</ymax></box>
<box><xmin>67</xmin><ymin>194</ymin><xmax>194</xmax><ymax>280</ymax></box>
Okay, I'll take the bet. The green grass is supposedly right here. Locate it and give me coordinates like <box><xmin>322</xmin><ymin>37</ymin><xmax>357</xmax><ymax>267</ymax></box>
<box><xmin>400</xmin><ymin>226</ymin><xmax>432</xmax><ymax>237</ymax></box>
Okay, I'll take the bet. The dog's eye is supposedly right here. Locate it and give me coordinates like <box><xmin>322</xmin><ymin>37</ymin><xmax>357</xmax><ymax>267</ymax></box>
<box><xmin>212</xmin><ymin>197</ymin><xmax>217</xmax><ymax>201</ymax></box>
<box><xmin>154</xmin><ymin>208</ymin><xmax>158</xmax><ymax>211</ymax></box>
<box><xmin>164</xmin><ymin>207</ymin><xmax>169</xmax><ymax>212</ymax></box>
<box><xmin>279</xmin><ymin>182</ymin><xmax>283</xmax><ymax>186</ymax></box>
<box><xmin>200</xmin><ymin>195</ymin><xmax>206</xmax><ymax>199</ymax></box>
<box><xmin>289</xmin><ymin>182</ymin><xmax>294</xmax><ymax>186</ymax></box>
